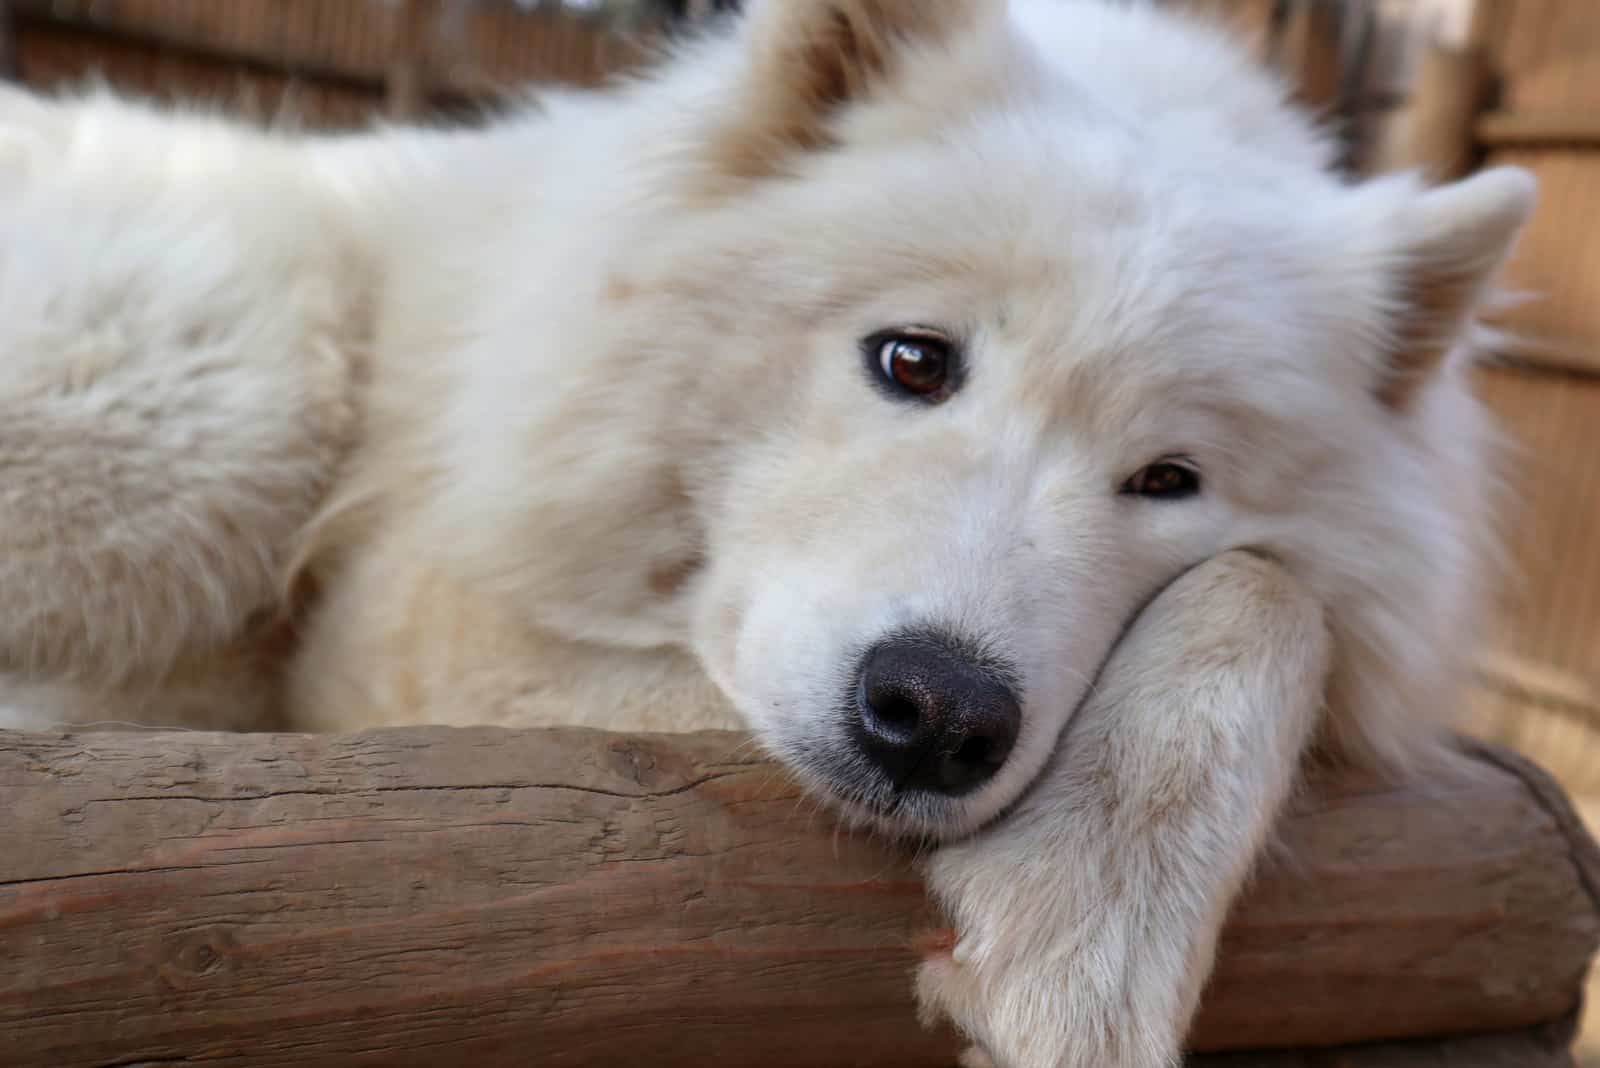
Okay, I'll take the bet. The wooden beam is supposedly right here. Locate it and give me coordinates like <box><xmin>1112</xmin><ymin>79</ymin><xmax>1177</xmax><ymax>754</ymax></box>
<box><xmin>0</xmin><ymin>0</ymin><xmax>14</xmax><ymax>79</ymax></box>
<box><xmin>1191</xmin><ymin>1014</ymin><xmax>1579</xmax><ymax>1067</ymax></box>
<box><xmin>8</xmin><ymin>2</ymin><xmax>391</xmax><ymax>99</ymax></box>
<box><xmin>1478</xmin><ymin>111</ymin><xmax>1600</xmax><ymax>147</ymax></box>
<box><xmin>1</xmin><ymin>728</ymin><xmax>1595</xmax><ymax>1066</ymax></box>
<box><xmin>1274</xmin><ymin>0</ymin><xmax>1346</xmax><ymax>115</ymax></box>
<box><xmin>6</xmin><ymin>2</ymin><xmax>479</xmax><ymax>117</ymax></box>
<box><xmin>386</xmin><ymin>0</ymin><xmax>439</xmax><ymax>120</ymax></box>
<box><xmin>1368</xmin><ymin>44</ymin><xmax>1490</xmax><ymax>180</ymax></box>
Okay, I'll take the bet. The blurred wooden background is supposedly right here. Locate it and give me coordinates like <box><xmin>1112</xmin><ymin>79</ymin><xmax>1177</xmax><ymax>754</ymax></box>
<box><xmin>0</xmin><ymin>0</ymin><xmax>1595</xmax><ymax>1055</ymax></box>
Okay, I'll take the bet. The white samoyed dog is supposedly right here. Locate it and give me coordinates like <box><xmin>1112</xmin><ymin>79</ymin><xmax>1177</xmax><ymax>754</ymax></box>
<box><xmin>0</xmin><ymin>1</ymin><xmax>1533</xmax><ymax>1064</ymax></box>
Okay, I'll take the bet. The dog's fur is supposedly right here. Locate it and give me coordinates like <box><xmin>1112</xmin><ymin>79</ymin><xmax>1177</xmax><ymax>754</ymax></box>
<box><xmin>0</xmin><ymin>1</ymin><xmax>1533</xmax><ymax>1064</ymax></box>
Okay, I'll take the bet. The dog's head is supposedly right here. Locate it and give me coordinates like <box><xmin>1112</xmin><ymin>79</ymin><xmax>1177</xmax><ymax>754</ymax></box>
<box><xmin>659</xmin><ymin>0</ymin><xmax>1538</xmax><ymax>839</ymax></box>
<box><xmin>564</xmin><ymin>0</ymin><xmax>1537</xmax><ymax>839</ymax></box>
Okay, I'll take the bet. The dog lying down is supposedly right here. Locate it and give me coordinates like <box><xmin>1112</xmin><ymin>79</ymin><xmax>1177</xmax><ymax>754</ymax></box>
<box><xmin>0</xmin><ymin>0</ymin><xmax>1533</xmax><ymax>1064</ymax></box>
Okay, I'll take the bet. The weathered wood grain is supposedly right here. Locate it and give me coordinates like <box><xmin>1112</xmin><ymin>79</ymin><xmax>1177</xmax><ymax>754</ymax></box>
<box><xmin>1</xmin><ymin>727</ymin><xmax>1595</xmax><ymax>1067</ymax></box>
<box><xmin>1190</xmin><ymin>1013</ymin><xmax>1579</xmax><ymax>1067</ymax></box>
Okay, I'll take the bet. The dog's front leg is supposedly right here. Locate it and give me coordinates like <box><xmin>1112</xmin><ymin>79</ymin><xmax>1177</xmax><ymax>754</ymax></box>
<box><xmin>917</xmin><ymin>550</ymin><xmax>1331</xmax><ymax>1068</ymax></box>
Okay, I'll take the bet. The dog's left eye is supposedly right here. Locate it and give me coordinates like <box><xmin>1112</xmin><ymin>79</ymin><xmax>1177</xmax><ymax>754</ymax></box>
<box><xmin>865</xmin><ymin>331</ymin><xmax>958</xmax><ymax>401</ymax></box>
<box><xmin>1122</xmin><ymin>461</ymin><xmax>1201</xmax><ymax>500</ymax></box>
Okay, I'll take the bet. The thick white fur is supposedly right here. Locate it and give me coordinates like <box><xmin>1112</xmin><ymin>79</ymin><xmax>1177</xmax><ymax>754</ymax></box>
<box><xmin>920</xmin><ymin>550</ymin><xmax>1328</xmax><ymax>1067</ymax></box>
<box><xmin>0</xmin><ymin>1</ymin><xmax>1534</xmax><ymax>1064</ymax></box>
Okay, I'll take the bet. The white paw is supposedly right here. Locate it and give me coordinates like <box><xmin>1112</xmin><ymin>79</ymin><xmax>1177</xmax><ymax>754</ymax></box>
<box><xmin>913</xmin><ymin>839</ymin><xmax>1189</xmax><ymax>1068</ymax></box>
<box><xmin>916</xmin><ymin>942</ymin><xmax>1180</xmax><ymax>1068</ymax></box>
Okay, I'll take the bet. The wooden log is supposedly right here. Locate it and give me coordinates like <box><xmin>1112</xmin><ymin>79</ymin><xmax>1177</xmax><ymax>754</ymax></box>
<box><xmin>1191</xmin><ymin>1013</ymin><xmax>1579</xmax><ymax>1067</ymax></box>
<box><xmin>1</xmin><ymin>727</ymin><xmax>1596</xmax><ymax>1067</ymax></box>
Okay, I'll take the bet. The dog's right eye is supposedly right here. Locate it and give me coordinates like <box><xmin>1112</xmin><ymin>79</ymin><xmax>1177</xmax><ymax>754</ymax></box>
<box><xmin>1121</xmin><ymin>460</ymin><xmax>1202</xmax><ymax>500</ymax></box>
<box><xmin>864</xmin><ymin>330</ymin><xmax>959</xmax><ymax>402</ymax></box>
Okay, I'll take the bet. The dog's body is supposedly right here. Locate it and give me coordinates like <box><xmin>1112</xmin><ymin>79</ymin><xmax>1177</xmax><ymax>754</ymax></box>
<box><xmin>0</xmin><ymin>1</ymin><xmax>1532</xmax><ymax>1064</ymax></box>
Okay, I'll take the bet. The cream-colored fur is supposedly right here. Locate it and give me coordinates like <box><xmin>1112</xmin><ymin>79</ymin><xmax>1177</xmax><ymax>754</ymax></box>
<box><xmin>920</xmin><ymin>549</ymin><xmax>1329</xmax><ymax>1067</ymax></box>
<box><xmin>0</xmin><ymin>1</ymin><xmax>1533</xmax><ymax>1064</ymax></box>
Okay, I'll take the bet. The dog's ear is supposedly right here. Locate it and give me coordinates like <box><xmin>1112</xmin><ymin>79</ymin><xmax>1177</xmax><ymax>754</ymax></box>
<box><xmin>1379</xmin><ymin>166</ymin><xmax>1536</xmax><ymax>410</ymax></box>
<box><xmin>712</xmin><ymin>0</ymin><xmax>999</xmax><ymax>179</ymax></box>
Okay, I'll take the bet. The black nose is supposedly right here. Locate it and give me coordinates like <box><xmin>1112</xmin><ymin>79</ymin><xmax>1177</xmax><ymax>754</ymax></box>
<box><xmin>853</xmin><ymin>632</ymin><xmax>1021</xmax><ymax>796</ymax></box>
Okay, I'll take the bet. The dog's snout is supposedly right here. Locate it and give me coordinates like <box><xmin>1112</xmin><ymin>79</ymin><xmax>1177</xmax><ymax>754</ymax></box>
<box><xmin>854</xmin><ymin>633</ymin><xmax>1021</xmax><ymax>796</ymax></box>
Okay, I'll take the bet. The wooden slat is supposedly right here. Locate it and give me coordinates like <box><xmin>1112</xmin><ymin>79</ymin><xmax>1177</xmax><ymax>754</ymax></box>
<box><xmin>14</xmin><ymin>20</ymin><xmax>379</xmax><ymax>128</ymax></box>
<box><xmin>1480</xmin><ymin>111</ymin><xmax>1600</xmax><ymax>147</ymax></box>
<box><xmin>0</xmin><ymin>0</ymin><xmax>15</xmax><ymax>78</ymax></box>
<box><xmin>1481</xmin><ymin>651</ymin><xmax>1600</xmax><ymax>718</ymax></box>
<box><xmin>1272</xmin><ymin>0</ymin><xmax>1347</xmax><ymax>113</ymax></box>
<box><xmin>385</xmin><ymin>0</ymin><xmax>438</xmax><ymax>119</ymax></box>
<box><xmin>456</xmin><ymin>2</ymin><xmax>627</xmax><ymax>91</ymax></box>
<box><xmin>1467</xmin><ymin>684</ymin><xmax>1600</xmax><ymax>796</ymax></box>
<box><xmin>1477</xmin><ymin>0</ymin><xmax>1600</xmax><ymax>116</ymax></box>
<box><xmin>10</xmin><ymin>0</ymin><xmax>644</xmax><ymax>104</ymax></box>
<box><xmin>1481</xmin><ymin>153</ymin><xmax>1600</xmax><ymax>372</ymax></box>
<box><xmin>1369</xmin><ymin>43</ymin><xmax>1489</xmax><ymax>178</ymax></box>
<box><xmin>1474</xmin><ymin>1</ymin><xmax>1600</xmax><ymax>369</ymax></box>
<box><xmin>11</xmin><ymin>4</ymin><xmax>391</xmax><ymax>95</ymax></box>
<box><xmin>1473</xmin><ymin>365</ymin><xmax>1600</xmax><ymax>730</ymax></box>
<box><xmin>14</xmin><ymin>0</ymin><xmax>403</xmax><ymax>82</ymax></box>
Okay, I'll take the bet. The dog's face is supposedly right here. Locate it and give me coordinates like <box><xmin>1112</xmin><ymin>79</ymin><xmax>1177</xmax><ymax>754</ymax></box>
<box><xmin>643</xmin><ymin>0</ymin><xmax>1534</xmax><ymax>839</ymax></box>
<box><xmin>682</xmin><ymin>138</ymin><xmax>1333</xmax><ymax>838</ymax></box>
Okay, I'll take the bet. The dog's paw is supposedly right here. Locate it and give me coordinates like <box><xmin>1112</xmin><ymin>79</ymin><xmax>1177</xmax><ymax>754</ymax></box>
<box><xmin>916</xmin><ymin>942</ymin><xmax>1180</xmax><ymax>1068</ymax></box>
<box><xmin>914</xmin><ymin>833</ymin><xmax>1190</xmax><ymax>1068</ymax></box>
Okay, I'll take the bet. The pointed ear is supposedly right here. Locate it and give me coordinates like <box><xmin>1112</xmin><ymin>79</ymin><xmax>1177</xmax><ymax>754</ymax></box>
<box><xmin>1379</xmin><ymin>166</ymin><xmax>1536</xmax><ymax>409</ymax></box>
<box><xmin>713</xmin><ymin>0</ymin><xmax>999</xmax><ymax>179</ymax></box>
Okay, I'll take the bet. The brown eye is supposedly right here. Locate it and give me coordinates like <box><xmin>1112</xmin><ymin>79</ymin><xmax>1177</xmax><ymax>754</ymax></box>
<box><xmin>1122</xmin><ymin>461</ymin><xmax>1201</xmax><ymax>500</ymax></box>
<box><xmin>872</xmin><ymin>333</ymin><xmax>955</xmax><ymax>399</ymax></box>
